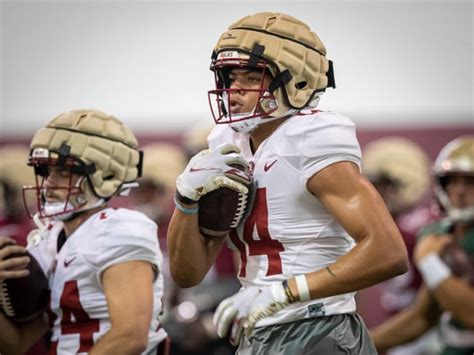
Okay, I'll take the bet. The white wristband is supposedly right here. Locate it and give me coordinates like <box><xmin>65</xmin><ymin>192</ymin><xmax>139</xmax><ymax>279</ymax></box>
<box><xmin>417</xmin><ymin>253</ymin><xmax>452</xmax><ymax>290</ymax></box>
<box><xmin>295</xmin><ymin>274</ymin><xmax>311</xmax><ymax>302</ymax></box>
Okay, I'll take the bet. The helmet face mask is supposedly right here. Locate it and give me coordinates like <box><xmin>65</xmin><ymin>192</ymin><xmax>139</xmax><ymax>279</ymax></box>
<box><xmin>208</xmin><ymin>53</ymin><xmax>279</xmax><ymax>133</ymax></box>
<box><xmin>433</xmin><ymin>136</ymin><xmax>474</xmax><ymax>223</ymax></box>
<box><xmin>23</xmin><ymin>148</ymin><xmax>98</xmax><ymax>220</ymax></box>
<box><xmin>23</xmin><ymin>109</ymin><xmax>142</xmax><ymax>221</ymax></box>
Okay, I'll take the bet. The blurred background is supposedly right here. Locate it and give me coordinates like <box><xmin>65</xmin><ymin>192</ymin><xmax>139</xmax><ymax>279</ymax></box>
<box><xmin>1</xmin><ymin>0</ymin><xmax>472</xmax><ymax>144</ymax></box>
<box><xmin>1</xmin><ymin>1</ymin><xmax>472</xmax><ymax>354</ymax></box>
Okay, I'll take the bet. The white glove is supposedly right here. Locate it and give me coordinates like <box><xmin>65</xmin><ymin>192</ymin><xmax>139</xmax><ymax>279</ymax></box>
<box><xmin>176</xmin><ymin>143</ymin><xmax>251</xmax><ymax>202</ymax></box>
<box><xmin>213</xmin><ymin>283</ymin><xmax>290</xmax><ymax>346</ymax></box>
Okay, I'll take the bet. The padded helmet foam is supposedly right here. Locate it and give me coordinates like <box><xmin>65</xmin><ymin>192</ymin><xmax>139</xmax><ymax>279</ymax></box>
<box><xmin>432</xmin><ymin>135</ymin><xmax>474</xmax><ymax>222</ymax></box>
<box><xmin>25</xmin><ymin>109</ymin><xmax>142</xmax><ymax>219</ymax></box>
<box><xmin>209</xmin><ymin>12</ymin><xmax>335</xmax><ymax>132</ymax></box>
<box><xmin>363</xmin><ymin>137</ymin><xmax>430</xmax><ymax>212</ymax></box>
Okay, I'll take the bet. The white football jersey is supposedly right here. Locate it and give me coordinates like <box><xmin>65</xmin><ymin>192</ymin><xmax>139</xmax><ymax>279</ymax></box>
<box><xmin>208</xmin><ymin>110</ymin><xmax>361</xmax><ymax>327</ymax></box>
<box><xmin>28</xmin><ymin>208</ymin><xmax>167</xmax><ymax>354</ymax></box>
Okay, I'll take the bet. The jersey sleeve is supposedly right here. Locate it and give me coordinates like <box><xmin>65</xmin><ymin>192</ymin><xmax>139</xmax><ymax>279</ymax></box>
<box><xmin>94</xmin><ymin>210</ymin><xmax>161</xmax><ymax>283</ymax></box>
<box><xmin>280</xmin><ymin>112</ymin><xmax>361</xmax><ymax>181</ymax></box>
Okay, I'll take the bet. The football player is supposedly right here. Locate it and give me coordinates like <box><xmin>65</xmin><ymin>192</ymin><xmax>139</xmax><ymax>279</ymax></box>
<box><xmin>371</xmin><ymin>136</ymin><xmax>474</xmax><ymax>355</ymax></box>
<box><xmin>0</xmin><ymin>109</ymin><xmax>169</xmax><ymax>354</ymax></box>
<box><xmin>362</xmin><ymin>138</ymin><xmax>440</xmax><ymax>354</ymax></box>
<box><xmin>167</xmin><ymin>12</ymin><xmax>408</xmax><ymax>353</ymax></box>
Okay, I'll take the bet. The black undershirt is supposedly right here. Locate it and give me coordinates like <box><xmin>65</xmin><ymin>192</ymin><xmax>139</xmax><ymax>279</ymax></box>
<box><xmin>57</xmin><ymin>230</ymin><xmax>67</xmax><ymax>252</ymax></box>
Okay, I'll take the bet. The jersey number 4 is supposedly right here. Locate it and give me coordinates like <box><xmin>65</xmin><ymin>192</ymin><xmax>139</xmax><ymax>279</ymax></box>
<box><xmin>230</xmin><ymin>188</ymin><xmax>284</xmax><ymax>277</ymax></box>
<box><xmin>49</xmin><ymin>280</ymin><xmax>100</xmax><ymax>353</ymax></box>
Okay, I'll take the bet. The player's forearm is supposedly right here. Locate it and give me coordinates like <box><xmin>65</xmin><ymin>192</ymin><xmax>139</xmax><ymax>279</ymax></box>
<box><xmin>89</xmin><ymin>328</ymin><xmax>148</xmax><ymax>355</ymax></box>
<box><xmin>433</xmin><ymin>277</ymin><xmax>474</xmax><ymax>328</ymax></box>
<box><xmin>291</xmin><ymin>234</ymin><xmax>407</xmax><ymax>301</ymax></box>
<box><xmin>0</xmin><ymin>313</ymin><xmax>47</xmax><ymax>355</ymax></box>
<box><xmin>167</xmin><ymin>209</ymin><xmax>225</xmax><ymax>287</ymax></box>
<box><xmin>305</xmin><ymin>164</ymin><xmax>408</xmax><ymax>299</ymax></box>
<box><xmin>0</xmin><ymin>313</ymin><xmax>22</xmax><ymax>354</ymax></box>
<box><xmin>370</xmin><ymin>306</ymin><xmax>436</xmax><ymax>351</ymax></box>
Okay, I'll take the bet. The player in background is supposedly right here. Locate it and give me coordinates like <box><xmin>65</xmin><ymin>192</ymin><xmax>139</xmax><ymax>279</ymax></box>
<box><xmin>0</xmin><ymin>145</ymin><xmax>36</xmax><ymax>244</ymax></box>
<box><xmin>0</xmin><ymin>109</ymin><xmax>169</xmax><ymax>354</ymax></box>
<box><xmin>168</xmin><ymin>12</ymin><xmax>408</xmax><ymax>353</ymax></box>
<box><xmin>361</xmin><ymin>137</ymin><xmax>441</xmax><ymax>354</ymax></box>
<box><xmin>131</xmin><ymin>143</ymin><xmax>187</xmax><ymax>250</ymax></box>
<box><xmin>371</xmin><ymin>136</ymin><xmax>474</xmax><ymax>355</ymax></box>
<box><xmin>0</xmin><ymin>145</ymin><xmax>49</xmax><ymax>355</ymax></box>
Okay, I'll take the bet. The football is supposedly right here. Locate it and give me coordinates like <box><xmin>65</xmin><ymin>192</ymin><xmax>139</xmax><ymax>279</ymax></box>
<box><xmin>197</xmin><ymin>162</ymin><xmax>254</xmax><ymax>239</ymax></box>
<box><xmin>198</xmin><ymin>187</ymin><xmax>246</xmax><ymax>239</ymax></box>
<box><xmin>0</xmin><ymin>249</ymin><xmax>49</xmax><ymax>323</ymax></box>
<box><xmin>440</xmin><ymin>242</ymin><xmax>474</xmax><ymax>285</ymax></box>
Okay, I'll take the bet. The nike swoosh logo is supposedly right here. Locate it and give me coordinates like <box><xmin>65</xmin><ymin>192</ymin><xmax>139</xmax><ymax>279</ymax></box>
<box><xmin>225</xmin><ymin>168</ymin><xmax>252</xmax><ymax>183</ymax></box>
<box><xmin>64</xmin><ymin>257</ymin><xmax>76</xmax><ymax>268</ymax></box>
<box><xmin>264</xmin><ymin>159</ymin><xmax>278</xmax><ymax>172</ymax></box>
<box><xmin>189</xmin><ymin>167</ymin><xmax>221</xmax><ymax>172</ymax></box>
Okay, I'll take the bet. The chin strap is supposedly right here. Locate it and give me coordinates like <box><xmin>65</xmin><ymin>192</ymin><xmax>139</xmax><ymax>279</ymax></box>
<box><xmin>229</xmin><ymin>112</ymin><xmax>291</xmax><ymax>133</ymax></box>
<box><xmin>118</xmin><ymin>182</ymin><xmax>139</xmax><ymax>196</ymax></box>
<box><xmin>57</xmin><ymin>182</ymin><xmax>139</xmax><ymax>221</ymax></box>
<box><xmin>26</xmin><ymin>213</ymin><xmax>51</xmax><ymax>248</ymax></box>
<box><xmin>60</xmin><ymin>197</ymin><xmax>107</xmax><ymax>222</ymax></box>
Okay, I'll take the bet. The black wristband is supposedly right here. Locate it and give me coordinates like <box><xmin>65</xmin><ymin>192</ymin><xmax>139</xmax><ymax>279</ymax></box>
<box><xmin>175</xmin><ymin>190</ymin><xmax>198</xmax><ymax>205</ymax></box>
<box><xmin>282</xmin><ymin>279</ymin><xmax>297</xmax><ymax>303</ymax></box>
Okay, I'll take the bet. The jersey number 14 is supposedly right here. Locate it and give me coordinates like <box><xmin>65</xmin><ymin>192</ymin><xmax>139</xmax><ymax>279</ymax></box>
<box><xmin>230</xmin><ymin>188</ymin><xmax>285</xmax><ymax>277</ymax></box>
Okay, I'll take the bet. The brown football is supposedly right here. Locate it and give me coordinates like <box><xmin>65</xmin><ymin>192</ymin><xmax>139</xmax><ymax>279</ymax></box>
<box><xmin>0</xmin><ymin>250</ymin><xmax>49</xmax><ymax>323</ymax></box>
<box><xmin>198</xmin><ymin>187</ymin><xmax>243</xmax><ymax>239</ymax></box>
<box><xmin>440</xmin><ymin>243</ymin><xmax>474</xmax><ymax>285</ymax></box>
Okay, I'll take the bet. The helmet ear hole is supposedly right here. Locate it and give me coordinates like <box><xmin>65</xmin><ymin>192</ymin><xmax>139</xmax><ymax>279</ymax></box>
<box><xmin>438</xmin><ymin>176</ymin><xmax>449</xmax><ymax>190</ymax></box>
<box><xmin>295</xmin><ymin>81</ymin><xmax>307</xmax><ymax>89</ymax></box>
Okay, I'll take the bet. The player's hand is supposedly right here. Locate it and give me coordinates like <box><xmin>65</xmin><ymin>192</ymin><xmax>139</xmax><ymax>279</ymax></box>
<box><xmin>176</xmin><ymin>143</ymin><xmax>251</xmax><ymax>202</ymax></box>
<box><xmin>0</xmin><ymin>236</ymin><xmax>30</xmax><ymax>281</ymax></box>
<box><xmin>414</xmin><ymin>234</ymin><xmax>452</xmax><ymax>265</ymax></box>
<box><xmin>213</xmin><ymin>283</ymin><xmax>290</xmax><ymax>346</ymax></box>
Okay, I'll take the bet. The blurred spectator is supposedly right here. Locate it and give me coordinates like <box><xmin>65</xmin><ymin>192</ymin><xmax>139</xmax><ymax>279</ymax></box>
<box><xmin>361</xmin><ymin>137</ymin><xmax>440</xmax><ymax>354</ymax></box>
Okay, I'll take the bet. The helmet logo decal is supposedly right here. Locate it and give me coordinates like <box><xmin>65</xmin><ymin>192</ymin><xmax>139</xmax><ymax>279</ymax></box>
<box><xmin>32</xmin><ymin>148</ymin><xmax>49</xmax><ymax>158</ymax></box>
